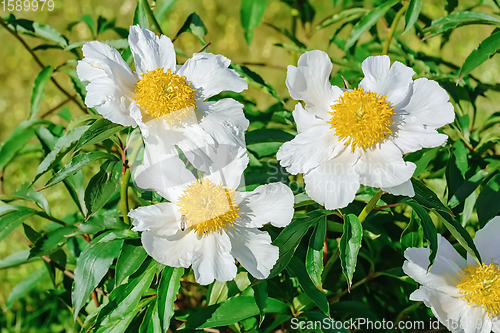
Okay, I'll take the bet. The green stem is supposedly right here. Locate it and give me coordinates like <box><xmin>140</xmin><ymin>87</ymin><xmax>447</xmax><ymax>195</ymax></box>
<box><xmin>382</xmin><ymin>0</ymin><xmax>410</xmax><ymax>55</ymax></box>
<box><xmin>328</xmin><ymin>271</ymin><xmax>381</xmax><ymax>303</ymax></box>
<box><xmin>141</xmin><ymin>0</ymin><xmax>164</xmax><ymax>35</ymax></box>
<box><xmin>120</xmin><ymin>168</ymin><xmax>131</xmax><ymax>225</ymax></box>
<box><xmin>358</xmin><ymin>189</ymin><xmax>384</xmax><ymax>223</ymax></box>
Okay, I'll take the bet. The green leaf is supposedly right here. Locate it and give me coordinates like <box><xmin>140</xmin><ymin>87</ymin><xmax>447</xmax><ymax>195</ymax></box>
<box><xmin>411</xmin><ymin>178</ymin><xmax>451</xmax><ymax>214</ymax></box>
<box><xmin>95</xmin><ymin>260</ymin><xmax>156</xmax><ymax>328</ymax></box>
<box><xmin>115</xmin><ymin>241</ymin><xmax>149</xmax><ymax>286</ymax></box>
<box><xmin>476</xmin><ymin>173</ymin><xmax>500</xmax><ymax>227</ymax></box>
<box><xmin>0</xmin><ymin>207</ymin><xmax>38</xmax><ymax>242</ymax></box>
<box><xmin>0</xmin><ymin>119</ymin><xmax>49</xmax><ymax>170</ymax></box>
<box><xmin>85</xmin><ymin>160</ymin><xmax>122</xmax><ymax>216</ymax></box>
<box><xmin>6</xmin><ymin>17</ymin><xmax>69</xmax><ymax>47</ymax></box>
<box><xmin>29</xmin><ymin>226</ymin><xmax>76</xmax><ymax>259</ymax></box>
<box><xmin>423</xmin><ymin>11</ymin><xmax>500</xmax><ymax>39</ymax></box>
<box><xmin>400</xmin><ymin>211</ymin><xmax>424</xmax><ymax>248</ymax></box>
<box><xmin>448</xmin><ymin>169</ymin><xmax>489</xmax><ymax>208</ymax></box>
<box><xmin>287</xmin><ymin>256</ymin><xmax>329</xmax><ymax>315</ymax></box>
<box><xmin>179</xmin><ymin>296</ymin><xmax>290</xmax><ymax>329</ymax></box>
<box><xmin>240</xmin><ymin>0</ymin><xmax>267</xmax><ymax>45</ymax></box>
<box><xmin>30</xmin><ymin>66</ymin><xmax>54</xmax><ymax>120</ymax></box>
<box><xmin>158</xmin><ymin>266</ymin><xmax>184</xmax><ymax>331</ymax></box>
<box><xmin>294</xmin><ymin>192</ymin><xmax>316</xmax><ymax>208</ymax></box>
<box><xmin>133</xmin><ymin>0</ymin><xmax>150</xmax><ymax>29</ymax></box>
<box><xmin>404</xmin><ymin>0</ymin><xmax>422</xmax><ymax>33</ymax></box>
<box><xmin>404</xmin><ymin>199</ymin><xmax>438</xmax><ymax>267</ymax></box>
<box><xmin>245</xmin><ymin>128</ymin><xmax>294</xmax><ymax>144</ymax></box>
<box><xmin>75</xmin><ymin>210</ymin><xmax>128</xmax><ymax>236</ymax></box>
<box><xmin>63</xmin><ymin>68</ymin><xmax>88</xmax><ymax>101</ymax></box>
<box><xmin>269</xmin><ymin>211</ymin><xmax>325</xmax><ymax>278</ymax></box>
<box><xmin>339</xmin><ymin>214</ymin><xmax>362</xmax><ymax>291</ymax></box>
<box><xmin>436</xmin><ymin>211</ymin><xmax>482</xmax><ymax>264</ymax></box>
<box><xmin>345</xmin><ymin>0</ymin><xmax>399</xmax><ymax>50</ymax></box>
<box><xmin>75</xmin><ymin>118</ymin><xmax>124</xmax><ymax>152</ymax></box>
<box><xmin>33</xmin><ymin>125</ymin><xmax>90</xmax><ymax>184</ymax></box>
<box><xmin>459</xmin><ymin>29</ymin><xmax>500</xmax><ymax>81</ymax></box>
<box><xmin>306</xmin><ymin>215</ymin><xmax>326</xmax><ymax>288</ymax></box>
<box><xmin>231</xmin><ymin>64</ymin><xmax>283</xmax><ymax>102</ymax></box>
<box><xmin>247</xmin><ymin>142</ymin><xmax>283</xmax><ymax>158</ymax></box>
<box><xmin>0</xmin><ymin>250</ymin><xmax>32</xmax><ymax>270</ymax></box>
<box><xmin>252</xmin><ymin>280</ymin><xmax>268</xmax><ymax>324</ymax></box>
<box><xmin>14</xmin><ymin>182</ymin><xmax>50</xmax><ymax>213</ymax></box>
<box><xmin>445</xmin><ymin>0</ymin><xmax>458</xmax><ymax>13</ymax></box>
<box><xmin>72</xmin><ymin>234</ymin><xmax>124</xmax><ymax>319</ymax></box>
<box><xmin>315</xmin><ymin>8</ymin><xmax>368</xmax><ymax>31</ymax></box>
<box><xmin>45</xmin><ymin>151</ymin><xmax>118</xmax><ymax>188</ymax></box>
<box><xmin>6</xmin><ymin>268</ymin><xmax>49</xmax><ymax>309</ymax></box>
<box><xmin>175</xmin><ymin>13</ymin><xmax>207</xmax><ymax>44</ymax></box>
<box><xmin>139</xmin><ymin>299</ymin><xmax>161</xmax><ymax>333</ymax></box>
<box><xmin>81</xmin><ymin>15</ymin><xmax>96</xmax><ymax>36</ymax></box>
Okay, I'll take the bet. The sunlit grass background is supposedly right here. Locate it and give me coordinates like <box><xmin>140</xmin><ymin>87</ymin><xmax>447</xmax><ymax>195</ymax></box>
<box><xmin>1</xmin><ymin>0</ymin><xmax>499</xmax><ymax>330</ymax></box>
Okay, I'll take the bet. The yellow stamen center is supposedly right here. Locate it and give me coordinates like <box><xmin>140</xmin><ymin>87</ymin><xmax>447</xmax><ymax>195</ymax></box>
<box><xmin>177</xmin><ymin>178</ymin><xmax>240</xmax><ymax>236</ymax></box>
<box><xmin>134</xmin><ymin>68</ymin><xmax>197</xmax><ymax>124</ymax></box>
<box><xmin>328</xmin><ymin>88</ymin><xmax>395</xmax><ymax>152</ymax></box>
<box><xmin>456</xmin><ymin>260</ymin><xmax>500</xmax><ymax>317</ymax></box>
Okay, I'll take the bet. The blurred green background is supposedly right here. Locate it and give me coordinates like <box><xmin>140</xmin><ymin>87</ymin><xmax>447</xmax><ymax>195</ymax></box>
<box><xmin>1</xmin><ymin>0</ymin><xmax>499</xmax><ymax>331</ymax></box>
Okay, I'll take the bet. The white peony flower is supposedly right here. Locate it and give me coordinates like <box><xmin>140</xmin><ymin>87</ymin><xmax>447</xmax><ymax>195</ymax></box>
<box><xmin>128</xmin><ymin>146</ymin><xmax>294</xmax><ymax>285</ymax></box>
<box><xmin>403</xmin><ymin>217</ymin><xmax>500</xmax><ymax>333</ymax></box>
<box><xmin>276</xmin><ymin>51</ymin><xmax>455</xmax><ymax>209</ymax></box>
<box><xmin>76</xmin><ymin>25</ymin><xmax>248</xmax><ymax>150</ymax></box>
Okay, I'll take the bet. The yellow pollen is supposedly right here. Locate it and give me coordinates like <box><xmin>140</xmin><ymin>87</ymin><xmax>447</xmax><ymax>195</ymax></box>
<box><xmin>456</xmin><ymin>260</ymin><xmax>500</xmax><ymax>317</ymax></box>
<box><xmin>177</xmin><ymin>178</ymin><xmax>240</xmax><ymax>236</ymax></box>
<box><xmin>133</xmin><ymin>68</ymin><xmax>197</xmax><ymax>124</ymax></box>
<box><xmin>328</xmin><ymin>88</ymin><xmax>395</xmax><ymax>152</ymax></box>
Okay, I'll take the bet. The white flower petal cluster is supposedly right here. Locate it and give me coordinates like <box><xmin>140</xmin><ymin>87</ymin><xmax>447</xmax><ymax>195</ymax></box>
<box><xmin>277</xmin><ymin>50</ymin><xmax>455</xmax><ymax>210</ymax></box>
<box><xmin>403</xmin><ymin>217</ymin><xmax>500</xmax><ymax>333</ymax></box>
<box><xmin>129</xmin><ymin>147</ymin><xmax>294</xmax><ymax>285</ymax></box>
<box><xmin>78</xmin><ymin>25</ymin><xmax>295</xmax><ymax>285</ymax></box>
<box><xmin>77</xmin><ymin>25</ymin><xmax>248</xmax><ymax>149</ymax></box>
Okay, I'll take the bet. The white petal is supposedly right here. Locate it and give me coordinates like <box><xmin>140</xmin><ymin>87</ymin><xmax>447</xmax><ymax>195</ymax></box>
<box><xmin>458</xmin><ymin>304</ymin><xmax>492</xmax><ymax>333</ymax></box>
<box><xmin>401</xmin><ymin>78</ymin><xmax>455</xmax><ymax>129</ymax></box>
<box><xmin>492</xmin><ymin>317</ymin><xmax>500</xmax><ymax>333</ymax></box>
<box><xmin>129</xmin><ymin>202</ymin><xmax>180</xmax><ymax>236</ymax></box>
<box><xmin>303</xmin><ymin>150</ymin><xmax>361</xmax><ymax>209</ymax></box>
<box><xmin>381</xmin><ymin>179</ymin><xmax>415</xmax><ymax>197</ymax></box>
<box><xmin>356</xmin><ymin>141</ymin><xmax>416</xmax><ymax>188</ymax></box>
<box><xmin>467</xmin><ymin>216</ymin><xmax>500</xmax><ymax>265</ymax></box>
<box><xmin>276</xmin><ymin>123</ymin><xmax>344</xmax><ymax>175</ymax></box>
<box><xmin>410</xmin><ymin>286</ymin><xmax>470</xmax><ymax>333</ymax></box>
<box><xmin>141</xmin><ymin>123</ymin><xmax>186</xmax><ymax>167</ymax></box>
<box><xmin>292</xmin><ymin>103</ymin><xmax>325</xmax><ymax>133</ymax></box>
<box><xmin>359</xmin><ymin>56</ymin><xmax>414</xmax><ymax>107</ymax></box>
<box><xmin>403</xmin><ymin>234</ymin><xmax>466</xmax><ymax>297</ymax></box>
<box><xmin>391</xmin><ymin>116</ymin><xmax>450</xmax><ymax>154</ymax></box>
<box><xmin>176</xmin><ymin>124</ymin><xmax>218</xmax><ymax>172</ymax></box>
<box><xmin>133</xmin><ymin>154</ymin><xmax>196</xmax><ymax>201</ymax></box>
<box><xmin>286</xmin><ymin>50</ymin><xmax>342</xmax><ymax>121</ymax></box>
<box><xmin>191</xmin><ymin>231</ymin><xmax>237</xmax><ymax>285</ymax></box>
<box><xmin>226</xmin><ymin>225</ymin><xmax>278</xmax><ymax>280</ymax></box>
<box><xmin>197</xmin><ymin>99</ymin><xmax>249</xmax><ymax>147</ymax></box>
<box><xmin>141</xmin><ymin>230</ymin><xmax>197</xmax><ymax>268</ymax></box>
<box><xmin>204</xmin><ymin>145</ymin><xmax>249</xmax><ymax>190</ymax></box>
<box><xmin>77</xmin><ymin>41</ymin><xmax>138</xmax><ymax>127</ymax></box>
<box><xmin>391</xmin><ymin>78</ymin><xmax>454</xmax><ymax>154</ymax></box>
<box><xmin>128</xmin><ymin>25</ymin><xmax>176</xmax><ymax>75</ymax></box>
<box><xmin>177</xmin><ymin>53</ymin><xmax>247</xmax><ymax>99</ymax></box>
<box><xmin>237</xmin><ymin>182</ymin><xmax>294</xmax><ymax>228</ymax></box>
